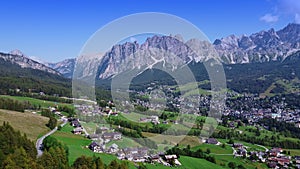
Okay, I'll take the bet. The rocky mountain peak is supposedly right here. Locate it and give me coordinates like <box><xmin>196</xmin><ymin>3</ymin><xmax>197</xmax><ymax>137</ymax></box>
<box><xmin>9</xmin><ymin>49</ymin><xmax>26</xmax><ymax>57</ymax></box>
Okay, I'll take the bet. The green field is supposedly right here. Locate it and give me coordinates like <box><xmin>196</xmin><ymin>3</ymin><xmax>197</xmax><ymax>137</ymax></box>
<box><xmin>0</xmin><ymin>95</ymin><xmax>72</xmax><ymax>109</ymax></box>
<box><xmin>80</xmin><ymin>121</ymin><xmax>98</xmax><ymax>135</ymax></box>
<box><xmin>106</xmin><ymin>136</ymin><xmax>142</xmax><ymax>148</ymax></box>
<box><xmin>212</xmin><ymin>154</ymin><xmax>268</xmax><ymax>169</ymax></box>
<box><xmin>122</xmin><ymin>112</ymin><xmax>149</xmax><ymax>123</ymax></box>
<box><xmin>0</xmin><ymin>109</ymin><xmax>50</xmax><ymax>140</ymax></box>
<box><xmin>283</xmin><ymin>148</ymin><xmax>300</xmax><ymax>156</ymax></box>
<box><xmin>145</xmin><ymin>156</ymin><xmax>225</xmax><ymax>169</ymax></box>
<box><xmin>192</xmin><ymin>143</ymin><xmax>233</xmax><ymax>154</ymax></box>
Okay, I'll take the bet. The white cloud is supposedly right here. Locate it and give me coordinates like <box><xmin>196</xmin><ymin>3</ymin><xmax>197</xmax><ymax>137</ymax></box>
<box><xmin>260</xmin><ymin>13</ymin><xmax>279</xmax><ymax>23</ymax></box>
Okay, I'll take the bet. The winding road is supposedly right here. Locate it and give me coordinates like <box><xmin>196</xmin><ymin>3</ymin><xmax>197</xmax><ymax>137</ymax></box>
<box><xmin>36</xmin><ymin>118</ymin><xmax>68</xmax><ymax>157</ymax></box>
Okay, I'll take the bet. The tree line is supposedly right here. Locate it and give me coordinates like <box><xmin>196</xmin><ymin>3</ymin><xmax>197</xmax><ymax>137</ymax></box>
<box><xmin>0</xmin><ymin>97</ymin><xmax>33</xmax><ymax>112</ymax></box>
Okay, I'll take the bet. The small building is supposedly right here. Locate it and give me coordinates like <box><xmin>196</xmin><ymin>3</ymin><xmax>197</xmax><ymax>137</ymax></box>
<box><xmin>149</xmin><ymin>154</ymin><xmax>160</xmax><ymax>163</ymax></box>
<box><xmin>295</xmin><ymin>156</ymin><xmax>300</xmax><ymax>164</ymax></box>
<box><xmin>132</xmin><ymin>155</ymin><xmax>147</xmax><ymax>162</ymax></box>
<box><xmin>164</xmin><ymin>155</ymin><xmax>181</xmax><ymax>166</ymax></box>
<box><xmin>73</xmin><ymin>127</ymin><xmax>83</xmax><ymax>135</ymax></box>
<box><xmin>70</xmin><ymin>119</ymin><xmax>81</xmax><ymax>127</ymax></box>
<box><xmin>140</xmin><ymin>116</ymin><xmax>160</xmax><ymax>125</ymax></box>
<box><xmin>102</xmin><ymin>132</ymin><xmax>122</xmax><ymax>141</ymax></box>
<box><xmin>88</xmin><ymin>134</ymin><xmax>100</xmax><ymax>140</ymax></box>
<box><xmin>107</xmin><ymin>143</ymin><xmax>119</xmax><ymax>154</ymax></box>
<box><xmin>88</xmin><ymin>142</ymin><xmax>102</xmax><ymax>153</ymax></box>
<box><xmin>206</xmin><ymin>138</ymin><xmax>219</xmax><ymax>145</ymax></box>
<box><xmin>96</xmin><ymin>126</ymin><xmax>109</xmax><ymax>134</ymax></box>
<box><xmin>268</xmin><ymin>161</ymin><xmax>277</xmax><ymax>168</ymax></box>
<box><xmin>269</xmin><ymin>148</ymin><xmax>283</xmax><ymax>157</ymax></box>
<box><xmin>233</xmin><ymin>143</ymin><xmax>243</xmax><ymax>148</ymax></box>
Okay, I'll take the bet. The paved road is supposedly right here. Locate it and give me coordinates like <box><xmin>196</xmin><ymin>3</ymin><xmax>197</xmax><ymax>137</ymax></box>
<box><xmin>36</xmin><ymin>118</ymin><xmax>68</xmax><ymax>157</ymax></box>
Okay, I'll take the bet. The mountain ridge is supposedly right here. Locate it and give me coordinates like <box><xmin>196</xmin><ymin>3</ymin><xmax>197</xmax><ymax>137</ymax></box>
<box><xmin>3</xmin><ymin>23</ymin><xmax>299</xmax><ymax>79</ymax></box>
<box><xmin>0</xmin><ymin>51</ymin><xmax>60</xmax><ymax>75</ymax></box>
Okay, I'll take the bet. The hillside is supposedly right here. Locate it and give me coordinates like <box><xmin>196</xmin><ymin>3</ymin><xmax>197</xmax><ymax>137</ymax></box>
<box><xmin>0</xmin><ymin>56</ymin><xmax>71</xmax><ymax>97</ymax></box>
<box><xmin>0</xmin><ymin>109</ymin><xmax>50</xmax><ymax>141</ymax></box>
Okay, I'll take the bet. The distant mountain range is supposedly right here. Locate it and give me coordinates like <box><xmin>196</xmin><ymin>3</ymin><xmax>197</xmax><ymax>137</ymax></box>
<box><xmin>1</xmin><ymin>23</ymin><xmax>300</xmax><ymax>79</ymax></box>
<box><xmin>0</xmin><ymin>49</ymin><xmax>60</xmax><ymax>75</ymax></box>
<box><xmin>46</xmin><ymin>58</ymin><xmax>75</xmax><ymax>79</ymax></box>
<box><xmin>48</xmin><ymin>23</ymin><xmax>300</xmax><ymax>79</ymax></box>
<box><xmin>214</xmin><ymin>23</ymin><xmax>300</xmax><ymax>64</ymax></box>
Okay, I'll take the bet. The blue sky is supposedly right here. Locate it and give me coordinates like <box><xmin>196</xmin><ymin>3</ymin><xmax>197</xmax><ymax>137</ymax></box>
<box><xmin>0</xmin><ymin>0</ymin><xmax>299</xmax><ymax>62</ymax></box>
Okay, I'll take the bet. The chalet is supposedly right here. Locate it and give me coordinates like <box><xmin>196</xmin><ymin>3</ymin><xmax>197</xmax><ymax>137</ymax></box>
<box><xmin>73</xmin><ymin>127</ymin><xmax>83</xmax><ymax>135</ymax></box>
<box><xmin>138</xmin><ymin>147</ymin><xmax>149</xmax><ymax>156</ymax></box>
<box><xmin>107</xmin><ymin>143</ymin><xmax>119</xmax><ymax>154</ymax></box>
<box><xmin>269</xmin><ymin>148</ymin><xmax>283</xmax><ymax>157</ymax></box>
<box><xmin>268</xmin><ymin>161</ymin><xmax>277</xmax><ymax>168</ymax></box>
<box><xmin>123</xmin><ymin>147</ymin><xmax>138</xmax><ymax>156</ymax></box>
<box><xmin>140</xmin><ymin>116</ymin><xmax>160</xmax><ymax>125</ymax></box>
<box><xmin>97</xmin><ymin>126</ymin><xmax>109</xmax><ymax>134</ymax></box>
<box><xmin>102</xmin><ymin>132</ymin><xmax>122</xmax><ymax>141</ymax></box>
<box><xmin>268</xmin><ymin>157</ymin><xmax>290</xmax><ymax>166</ymax></box>
<box><xmin>132</xmin><ymin>155</ymin><xmax>147</xmax><ymax>162</ymax></box>
<box><xmin>206</xmin><ymin>138</ymin><xmax>219</xmax><ymax>145</ymax></box>
<box><xmin>295</xmin><ymin>156</ymin><xmax>300</xmax><ymax>164</ymax></box>
<box><xmin>149</xmin><ymin>154</ymin><xmax>160</xmax><ymax>163</ymax></box>
<box><xmin>277</xmin><ymin>157</ymin><xmax>290</xmax><ymax>166</ymax></box>
<box><xmin>88</xmin><ymin>142</ymin><xmax>102</xmax><ymax>153</ymax></box>
<box><xmin>236</xmin><ymin>147</ymin><xmax>247</xmax><ymax>156</ymax></box>
<box><xmin>88</xmin><ymin>134</ymin><xmax>100</xmax><ymax>140</ymax></box>
<box><xmin>70</xmin><ymin>119</ymin><xmax>81</xmax><ymax>127</ymax></box>
<box><xmin>164</xmin><ymin>155</ymin><xmax>181</xmax><ymax>166</ymax></box>
<box><xmin>165</xmin><ymin>154</ymin><xmax>177</xmax><ymax>160</ymax></box>
<box><xmin>123</xmin><ymin>147</ymin><xmax>149</xmax><ymax>157</ymax></box>
<box><xmin>233</xmin><ymin>143</ymin><xmax>243</xmax><ymax>148</ymax></box>
<box><xmin>117</xmin><ymin>152</ymin><xmax>125</xmax><ymax>159</ymax></box>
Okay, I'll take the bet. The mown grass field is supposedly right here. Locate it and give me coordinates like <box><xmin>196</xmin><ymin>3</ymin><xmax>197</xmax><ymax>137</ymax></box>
<box><xmin>80</xmin><ymin>121</ymin><xmax>98</xmax><ymax>135</ymax></box>
<box><xmin>106</xmin><ymin>136</ymin><xmax>142</xmax><ymax>148</ymax></box>
<box><xmin>0</xmin><ymin>109</ymin><xmax>50</xmax><ymax>140</ymax></box>
<box><xmin>212</xmin><ymin>154</ymin><xmax>268</xmax><ymax>169</ymax></box>
<box><xmin>191</xmin><ymin>143</ymin><xmax>233</xmax><ymax>154</ymax></box>
<box><xmin>142</xmin><ymin>132</ymin><xmax>201</xmax><ymax>147</ymax></box>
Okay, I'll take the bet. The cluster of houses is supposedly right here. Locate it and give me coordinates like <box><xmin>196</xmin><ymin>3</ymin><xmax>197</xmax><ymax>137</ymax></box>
<box><xmin>204</xmin><ymin>137</ymin><xmax>300</xmax><ymax>168</ymax></box>
<box><xmin>74</xmin><ymin>104</ymin><xmax>118</xmax><ymax>117</ymax></box>
<box><xmin>88</xmin><ymin>141</ymin><xmax>181</xmax><ymax>166</ymax></box>
<box><xmin>232</xmin><ymin>143</ymin><xmax>300</xmax><ymax>168</ymax></box>
<box><xmin>222</xmin><ymin>94</ymin><xmax>300</xmax><ymax>129</ymax></box>
<box><xmin>70</xmin><ymin>118</ymin><xmax>84</xmax><ymax>135</ymax></box>
<box><xmin>86</xmin><ymin>132</ymin><xmax>181</xmax><ymax>166</ymax></box>
<box><xmin>232</xmin><ymin>143</ymin><xmax>248</xmax><ymax>157</ymax></box>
